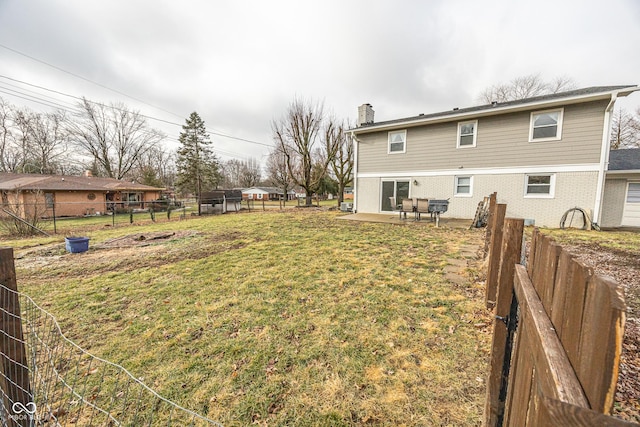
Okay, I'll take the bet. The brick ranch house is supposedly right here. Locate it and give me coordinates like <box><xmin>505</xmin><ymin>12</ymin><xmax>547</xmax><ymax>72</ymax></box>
<box><xmin>0</xmin><ymin>172</ymin><xmax>164</xmax><ymax>217</ymax></box>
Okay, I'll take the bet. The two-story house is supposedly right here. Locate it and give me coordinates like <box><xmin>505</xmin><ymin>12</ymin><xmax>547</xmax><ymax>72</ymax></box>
<box><xmin>349</xmin><ymin>86</ymin><xmax>639</xmax><ymax>227</ymax></box>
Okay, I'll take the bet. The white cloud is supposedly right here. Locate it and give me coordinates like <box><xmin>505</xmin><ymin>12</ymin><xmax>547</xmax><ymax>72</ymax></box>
<box><xmin>0</xmin><ymin>0</ymin><xmax>638</xmax><ymax>162</ymax></box>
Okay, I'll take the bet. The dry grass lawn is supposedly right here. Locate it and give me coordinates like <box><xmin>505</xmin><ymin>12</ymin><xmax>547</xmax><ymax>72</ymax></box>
<box><xmin>9</xmin><ymin>210</ymin><xmax>491</xmax><ymax>426</ymax></box>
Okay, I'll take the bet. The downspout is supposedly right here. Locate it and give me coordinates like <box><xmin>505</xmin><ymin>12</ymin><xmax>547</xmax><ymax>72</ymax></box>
<box><xmin>351</xmin><ymin>131</ymin><xmax>359</xmax><ymax>213</ymax></box>
<box><xmin>593</xmin><ymin>92</ymin><xmax>618</xmax><ymax>227</ymax></box>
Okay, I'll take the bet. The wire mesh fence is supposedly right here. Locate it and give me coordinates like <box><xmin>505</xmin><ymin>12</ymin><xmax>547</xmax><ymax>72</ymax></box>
<box><xmin>0</xmin><ymin>249</ymin><xmax>223</xmax><ymax>426</ymax></box>
<box><xmin>0</xmin><ymin>199</ymin><xmax>197</xmax><ymax>237</ymax></box>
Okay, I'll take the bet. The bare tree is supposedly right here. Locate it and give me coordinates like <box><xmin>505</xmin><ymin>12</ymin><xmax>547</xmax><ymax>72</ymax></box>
<box><xmin>221</xmin><ymin>159</ymin><xmax>244</xmax><ymax>188</ymax></box>
<box><xmin>478</xmin><ymin>74</ymin><xmax>577</xmax><ymax>104</ymax></box>
<box><xmin>266</xmin><ymin>147</ymin><xmax>293</xmax><ymax>207</ymax></box>
<box><xmin>0</xmin><ymin>98</ymin><xmax>14</xmax><ymax>172</ymax></box>
<box><xmin>328</xmin><ymin>120</ymin><xmax>353</xmax><ymax>206</ymax></box>
<box><xmin>610</xmin><ymin>107</ymin><xmax>640</xmax><ymax>149</ymax></box>
<box><xmin>26</xmin><ymin>110</ymin><xmax>69</xmax><ymax>174</ymax></box>
<box><xmin>11</xmin><ymin>109</ymin><xmax>33</xmax><ymax>173</ymax></box>
<box><xmin>68</xmin><ymin>98</ymin><xmax>164</xmax><ymax>179</ymax></box>
<box><xmin>238</xmin><ymin>157</ymin><xmax>261</xmax><ymax>188</ymax></box>
<box><xmin>272</xmin><ymin>98</ymin><xmax>341</xmax><ymax>206</ymax></box>
<box><xmin>132</xmin><ymin>146</ymin><xmax>175</xmax><ymax>188</ymax></box>
<box><xmin>221</xmin><ymin>158</ymin><xmax>261</xmax><ymax>188</ymax></box>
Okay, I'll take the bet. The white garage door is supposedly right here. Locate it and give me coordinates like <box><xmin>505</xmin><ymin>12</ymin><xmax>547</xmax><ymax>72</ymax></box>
<box><xmin>622</xmin><ymin>182</ymin><xmax>640</xmax><ymax>227</ymax></box>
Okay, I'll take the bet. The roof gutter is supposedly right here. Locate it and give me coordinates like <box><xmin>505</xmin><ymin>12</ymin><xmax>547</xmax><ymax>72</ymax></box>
<box><xmin>593</xmin><ymin>92</ymin><xmax>620</xmax><ymax>226</ymax></box>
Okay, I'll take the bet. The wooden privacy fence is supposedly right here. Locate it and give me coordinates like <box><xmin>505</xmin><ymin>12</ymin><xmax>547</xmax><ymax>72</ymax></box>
<box><xmin>483</xmin><ymin>201</ymin><xmax>637</xmax><ymax>426</ymax></box>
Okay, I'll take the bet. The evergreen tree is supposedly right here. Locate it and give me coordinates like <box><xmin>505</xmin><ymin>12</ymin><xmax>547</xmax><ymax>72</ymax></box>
<box><xmin>175</xmin><ymin>112</ymin><xmax>219</xmax><ymax>215</ymax></box>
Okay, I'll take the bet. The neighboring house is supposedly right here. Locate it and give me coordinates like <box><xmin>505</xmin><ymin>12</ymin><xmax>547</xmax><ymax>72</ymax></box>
<box><xmin>602</xmin><ymin>148</ymin><xmax>640</xmax><ymax>227</ymax></box>
<box><xmin>349</xmin><ymin>86</ymin><xmax>639</xmax><ymax>227</ymax></box>
<box><xmin>343</xmin><ymin>186</ymin><xmax>354</xmax><ymax>200</ymax></box>
<box><xmin>242</xmin><ymin>187</ymin><xmax>296</xmax><ymax>201</ymax></box>
<box><xmin>0</xmin><ymin>172</ymin><xmax>164</xmax><ymax>217</ymax></box>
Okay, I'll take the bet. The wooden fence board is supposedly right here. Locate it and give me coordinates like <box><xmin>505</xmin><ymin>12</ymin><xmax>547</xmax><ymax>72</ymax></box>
<box><xmin>484</xmin><ymin>217</ymin><xmax>632</xmax><ymax>426</ymax></box>
<box><xmin>577</xmin><ymin>275</ymin><xmax>626</xmax><ymax>414</ymax></box>
<box><xmin>513</xmin><ymin>265</ymin><xmax>588</xmax><ymax>406</ymax></box>
<box><xmin>485</xmin><ymin>203</ymin><xmax>507</xmax><ymax>309</ymax></box>
<box><xmin>550</xmin><ymin>250</ymin><xmax>575</xmax><ymax>340</ymax></box>
<box><xmin>484</xmin><ymin>192</ymin><xmax>497</xmax><ymax>258</ymax></box>
<box><xmin>561</xmin><ymin>258</ymin><xmax>593</xmax><ymax>371</ymax></box>
<box><xmin>0</xmin><ymin>247</ymin><xmax>32</xmax><ymax>427</ymax></box>
<box><xmin>484</xmin><ymin>218</ymin><xmax>524</xmax><ymax>427</ymax></box>
<box><xmin>538</xmin><ymin>393</ymin><xmax>638</xmax><ymax>427</ymax></box>
<box><xmin>539</xmin><ymin>239</ymin><xmax>561</xmax><ymax>314</ymax></box>
<box><xmin>527</xmin><ymin>228</ymin><xmax>541</xmax><ymax>282</ymax></box>
<box><xmin>504</xmin><ymin>319</ymin><xmax>534</xmax><ymax>427</ymax></box>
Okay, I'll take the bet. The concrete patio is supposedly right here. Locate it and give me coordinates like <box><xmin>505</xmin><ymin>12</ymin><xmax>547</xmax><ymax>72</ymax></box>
<box><xmin>337</xmin><ymin>212</ymin><xmax>473</xmax><ymax>229</ymax></box>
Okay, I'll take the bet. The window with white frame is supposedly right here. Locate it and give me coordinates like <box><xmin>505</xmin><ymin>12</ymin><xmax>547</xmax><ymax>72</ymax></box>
<box><xmin>529</xmin><ymin>109</ymin><xmax>563</xmax><ymax>141</ymax></box>
<box><xmin>388</xmin><ymin>130</ymin><xmax>406</xmax><ymax>154</ymax></box>
<box><xmin>627</xmin><ymin>183</ymin><xmax>640</xmax><ymax>203</ymax></box>
<box><xmin>455</xmin><ymin>176</ymin><xmax>473</xmax><ymax>196</ymax></box>
<box><xmin>457</xmin><ymin>120</ymin><xmax>477</xmax><ymax>148</ymax></box>
<box><xmin>525</xmin><ymin>174</ymin><xmax>555</xmax><ymax>197</ymax></box>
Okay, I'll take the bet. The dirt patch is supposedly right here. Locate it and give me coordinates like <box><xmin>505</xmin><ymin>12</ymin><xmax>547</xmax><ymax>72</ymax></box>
<box><xmin>560</xmin><ymin>242</ymin><xmax>640</xmax><ymax>422</ymax></box>
<box><xmin>15</xmin><ymin>230</ymin><xmax>248</xmax><ymax>277</ymax></box>
<box><xmin>96</xmin><ymin>230</ymin><xmax>198</xmax><ymax>249</ymax></box>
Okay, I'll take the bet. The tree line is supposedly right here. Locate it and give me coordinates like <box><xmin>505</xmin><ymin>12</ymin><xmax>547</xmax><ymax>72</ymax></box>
<box><xmin>2</xmin><ymin>75</ymin><xmax>637</xmax><ymax>209</ymax></box>
<box><xmin>0</xmin><ymin>96</ymin><xmax>354</xmax><ymax>206</ymax></box>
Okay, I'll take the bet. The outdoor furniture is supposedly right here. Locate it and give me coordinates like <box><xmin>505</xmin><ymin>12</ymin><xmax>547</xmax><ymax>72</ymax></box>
<box><xmin>400</xmin><ymin>198</ymin><xmax>414</xmax><ymax>219</ymax></box>
<box><xmin>415</xmin><ymin>198</ymin><xmax>430</xmax><ymax>220</ymax></box>
<box><xmin>389</xmin><ymin>196</ymin><xmax>403</xmax><ymax>219</ymax></box>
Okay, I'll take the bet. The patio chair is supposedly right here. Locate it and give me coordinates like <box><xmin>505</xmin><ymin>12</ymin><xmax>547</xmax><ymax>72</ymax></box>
<box><xmin>415</xmin><ymin>198</ymin><xmax>430</xmax><ymax>220</ymax></box>
<box><xmin>389</xmin><ymin>196</ymin><xmax>402</xmax><ymax>219</ymax></box>
<box><xmin>400</xmin><ymin>198</ymin><xmax>414</xmax><ymax>220</ymax></box>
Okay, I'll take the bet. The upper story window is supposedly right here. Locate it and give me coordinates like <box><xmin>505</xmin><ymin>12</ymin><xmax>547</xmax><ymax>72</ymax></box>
<box><xmin>525</xmin><ymin>174</ymin><xmax>555</xmax><ymax>198</ymax></box>
<box><xmin>454</xmin><ymin>176</ymin><xmax>473</xmax><ymax>197</ymax></box>
<box><xmin>529</xmin><ymin>109</ymin><xmax>563</xmax><ymax>142</ymax></box>
<box><xmin>388</xmin><ymin>130</ymin><xmax>406</xmax><ymax>154</ymax></box>
<box><xmin>457</xmin><ymin>120</ymin><xmax>477</xmax><ymax>148</ymax></box>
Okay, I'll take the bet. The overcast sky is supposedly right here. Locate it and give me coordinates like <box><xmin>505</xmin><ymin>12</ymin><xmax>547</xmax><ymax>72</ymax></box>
<box><xmin>1</xmin><ymin>0</ymin><xmax>639</xmax><ymax>164</ymax></box>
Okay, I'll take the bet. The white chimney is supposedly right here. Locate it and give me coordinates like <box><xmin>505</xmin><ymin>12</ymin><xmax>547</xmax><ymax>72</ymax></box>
<box><xmin>357</xmin><ymin>103</ymin><xmax>375</xmax><ymax>127</ymax></box>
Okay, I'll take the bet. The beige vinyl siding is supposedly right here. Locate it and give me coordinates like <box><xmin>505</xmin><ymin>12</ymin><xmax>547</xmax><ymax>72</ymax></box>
<box><xmin>357</xmin><ymin>100</ymin><xmax>607</xmax><ymax>173</ymax></box>
<box><xmin>356</xmin><ymin>171</ymin><xmax>598</xmax><ymax>227</ymax></box>
<box><xmin>601</xmin><ymin>179</ymin><xmax>627</xmax><ymax>227</ymax></box>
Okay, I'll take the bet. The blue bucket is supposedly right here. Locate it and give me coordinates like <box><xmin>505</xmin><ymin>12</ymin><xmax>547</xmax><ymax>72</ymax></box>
<box><xmin>65</xmin><ymin>237</ymin><xmax>90</xmax><ymax>253</ymax></box>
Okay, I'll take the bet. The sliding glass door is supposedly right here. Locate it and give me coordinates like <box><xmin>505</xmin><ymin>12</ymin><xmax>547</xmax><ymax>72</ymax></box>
<box><xmin>381</xmin><ymin>180</ymin><xmax>410</xmax><ymax>212</ymax></box>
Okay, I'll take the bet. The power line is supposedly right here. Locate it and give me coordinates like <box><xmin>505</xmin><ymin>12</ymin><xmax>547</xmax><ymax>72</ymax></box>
<box><xmin>0</xmin><ymin>73</ymin><xmax>274</xmax><ymax>148</ymax></box>
<box><xmin>0</xmin><ymin>88</ymin><xmax>257</xmax><ymax>161</ymax></box>
<box><xmin>0</xmin><ymin>42</ymin><xmax>183</xmax><ymax>119</ymax></box>
<box><xmin>0</xmin><ymin>43</ymin><xmax>275</xmax><ymax>148</ymax></box>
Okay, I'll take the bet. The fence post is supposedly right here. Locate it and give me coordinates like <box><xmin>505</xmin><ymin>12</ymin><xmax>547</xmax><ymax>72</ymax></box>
<box><xmin>52</xmin><ymin>202</ymin><xmax>57</xmax><ymax>234</ymax></box>
<box><xmin>483</xmin><ymin>192</ymin><xmax>497</xmax><ymax>258</ymax></box>
<box><xmin>0</xmin><ymin>247</ymin><xmax>32</xmax><ymax>427</ymax></box>
<box><xmin>484</xmin><ymin>218</ymin><xmax>524</xmax><ymax>427</ymax></box>
<box><xmin>485</xmin><ymin>203</ymin><xmax>507</xmax><ymax>309</ymax></box>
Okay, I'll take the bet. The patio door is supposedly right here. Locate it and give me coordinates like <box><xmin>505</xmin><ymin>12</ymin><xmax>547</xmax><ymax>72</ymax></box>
<box><xmin>381</xmin><ymin>180</ymin><xmax>410</xmax><ymax>212</ymax></box>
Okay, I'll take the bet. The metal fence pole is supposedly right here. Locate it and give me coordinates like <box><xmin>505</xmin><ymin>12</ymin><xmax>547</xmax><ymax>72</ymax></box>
<box><xmin>52</xmin><ymin>202</ymin><xmax>57</xmax><ymax>234</ymax></box>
